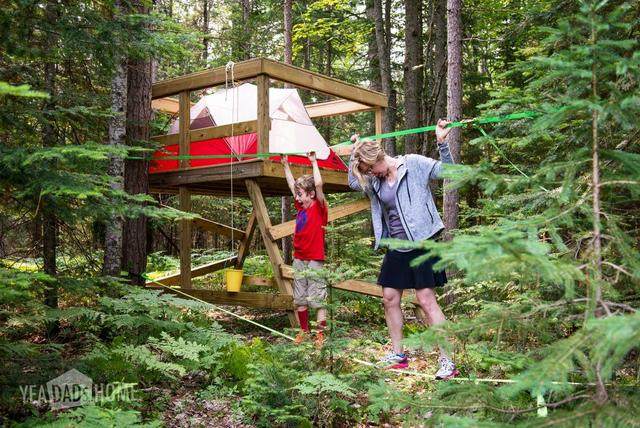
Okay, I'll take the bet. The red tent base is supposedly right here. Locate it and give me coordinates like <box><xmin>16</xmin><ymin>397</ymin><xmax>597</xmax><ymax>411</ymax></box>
<box><xmin>150</xmin><ymin>133</ymin><xmax>348</xmax><ymax>173</ymax></box>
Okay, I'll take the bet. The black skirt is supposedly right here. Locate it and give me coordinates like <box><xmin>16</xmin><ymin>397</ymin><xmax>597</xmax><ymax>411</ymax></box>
<box><xmin>377</xmin><ymin>249</ymin><xmax>447</xmax><ymax>289</ymax></box>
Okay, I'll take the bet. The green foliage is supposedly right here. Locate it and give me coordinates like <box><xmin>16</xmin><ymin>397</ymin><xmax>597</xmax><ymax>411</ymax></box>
<box><xmin>18</xmin><ymin>405</ymin><xmax>161</xmax><ymax>428</ymax></box>
<box><xmin>0</xmin><ymin>82</ymin><xmax>48</xmax><ymax>98</ymax></box>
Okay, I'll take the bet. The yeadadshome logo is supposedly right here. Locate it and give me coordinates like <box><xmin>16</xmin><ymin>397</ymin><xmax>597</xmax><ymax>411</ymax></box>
<box><xmin>19</xmin><ymin>369</ymin><xmax>136</xmax><ymax>410</ymax></box>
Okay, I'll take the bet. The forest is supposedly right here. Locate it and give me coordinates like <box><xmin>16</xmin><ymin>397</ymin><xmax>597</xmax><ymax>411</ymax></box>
<box><xmin>1</xmin><ymin>0</ymin><xmax>639</xmax><ymax>426</ymax></box>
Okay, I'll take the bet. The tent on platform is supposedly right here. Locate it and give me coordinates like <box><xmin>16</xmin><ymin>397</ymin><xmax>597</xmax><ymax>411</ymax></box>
<box><xmin>150</xmin><ymin>83</ymin><xmax>347</xmax><ymax>173</ymax></box>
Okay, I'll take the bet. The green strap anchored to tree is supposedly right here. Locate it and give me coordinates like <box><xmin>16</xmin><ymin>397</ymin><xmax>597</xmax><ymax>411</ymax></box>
<box><xmin>336</xmin><ymin>110</ymin><xmax>540</xmax><ymax>146</ymax></box>
<box><xmin>136</xmin><ymin>110</ymin><xmax>540</xmax><ymax>161</ymax></box>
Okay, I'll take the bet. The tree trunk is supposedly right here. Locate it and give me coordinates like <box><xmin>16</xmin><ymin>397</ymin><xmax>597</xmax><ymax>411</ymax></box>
<box><xmin>42</xmin><ymin>0</ymin><xmax>58</xmax><ymax>309</ymax></box>
<box><xmin>373</xmin><ymin>0</ymin><xmax>396</xmax><ymax>155</ymax></box>
<box><xmin>241</xmin><ymin>0</ymin><xmax>251</xmax><ymax>59</ymax></box>
<box><xmin>322</xmin><ymin>42</ymin><xmax>333</xmax><ymax>142</ymax></box>
<box><xmin>282</xmin><ymin>0</ymin><xmax>293</xmax><ymax>265</ymax></box>
<box><xmin>423</xmin><ymin>0</ymin><xmax>447</xmax><ymax>157</ymax></box>
<box><xmin>403</xmin><ymin>0</ymin><xmax>423</xmax><ymax>154</ymax></box>
<box><xmin>122</xmin><ymin>0</ymin><xmax>152</xmax><ymax>286</ymax></box>
<box><xmin>284</xmin><ymin>0</ymin><xmax>293</xmax><ymax>64</ymax></box>
<box><xmin>444</xmin><ymin>0</ymin><xmax>462</xmax><ymax>236</ymax></box>
<box><xmin>203</xmin><ymin>0</ymin><xmax>209</xmax><ymax>62</ymax></box>
<box><xmin>366</xmin><ymin>0</ymin><xmax>382</xmax><ymax>94</ymax></box>
<box><xmin>103</xmin><ymin>56</ymin><xmax>127</xmax><ymax>277</ymax></box>
<box><xmin>433</xmin><ymin>0</ymin><xmax>447</xmax><ymax>128</ymax></box>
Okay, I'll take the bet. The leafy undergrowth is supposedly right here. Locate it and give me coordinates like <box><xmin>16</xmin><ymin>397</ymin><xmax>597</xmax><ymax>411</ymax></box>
<box><xmin>3</xmin><ymin>261</ymin><xmax>638</xmax><ymax>428</ymax></box>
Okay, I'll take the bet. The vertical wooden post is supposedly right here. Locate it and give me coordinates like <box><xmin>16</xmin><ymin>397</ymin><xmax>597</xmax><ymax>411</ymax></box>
<box><xmin>375</xmin><ymin>108</ymin><xmax>383</xmax><ymax>136</ymax></box>
<box><xmin>256</xmin><ymin>74</ymin><xmax>270</xmax><ymax>155</ymax></box>
<box><xmin>179</xmin><ymin>91</ymin><xmax>191</xmax><ymax>169</ymax></box>
<box><xmin>179</xmin><ymin>90</ymin><xmax>192</xmax><ymax>288</ymax></box>
<box><xmin>245</xmin><ymin>180</ymin><xmax>298</xmax><ymax>327</ymax></box>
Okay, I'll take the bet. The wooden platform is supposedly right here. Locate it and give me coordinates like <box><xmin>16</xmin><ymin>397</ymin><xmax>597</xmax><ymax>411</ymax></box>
<box><xmin>150</xmin><ymin>158</ymin><xmax>353</xmax><ymax>197</ymax></box>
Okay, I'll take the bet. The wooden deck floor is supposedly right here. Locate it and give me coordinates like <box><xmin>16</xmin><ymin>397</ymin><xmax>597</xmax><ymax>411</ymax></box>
<box><xmin>149</xmin><ymin>159</ymin><xmax>354</xmax><ymax>197</ymax></box>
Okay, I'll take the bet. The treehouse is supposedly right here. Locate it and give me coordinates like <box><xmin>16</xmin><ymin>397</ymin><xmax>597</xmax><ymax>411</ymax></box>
<box><xmin>146</xmin><ymin>58</ymin><xmax>393</xmax><ymax>326</ymax></box>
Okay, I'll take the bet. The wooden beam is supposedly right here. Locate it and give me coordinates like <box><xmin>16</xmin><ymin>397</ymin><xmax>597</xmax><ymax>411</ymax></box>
<box><xmin>149</xmin><ymin>159</ymin><xmax>263</xmax><ymax>187</ymax></box>
<box><xmin>151</xmin><ymin>133</ymin><xmax>179</xmax><ymax>147</ymax></box>
<box><xmin>152</xmin><ymin>58</ymin><xmax>388</xmax><ymax>108</ymax></box>
<box><xmin>262</xmin><ymin>59</ymin><xmax>387</xmax><ymax>107</ymax></box>
<box><xmin>261</xmin><ymin>160</ymin><xmax>348</xmax><ymax>187</ymax></box>
<box><xmin>280</xmin><ymin>268</ymin><xmax>379</xmax><ymax>296</ymax></box>
<box><xmin>158</xmin><ymin>204</ymin><xmax>246</xmax><ymax>240</ymax></box>
<box><xmin>149</xmin><ymin>256</ymin><xmax>239</xmax><ymax>286</ymax></box>
<box><xmin>179</xmin><ymin>187</ymin><xmax>192</xmax><ymax>288</ymax></box>
<box><xmin>191</xmin><ymin>120</ymin><xmax>257</xmax><ymax>143</ymax></box>
<box><xmin>245</xmin><ymin>179</ymin><xmax>298</xmax><ymax>326</ymax></box>
<box><xmin>333</xmin><ymin>279</ymin><xmax>384</xmax><ymax>297</ymax></box>
<box><xmin>192</xmin><ymin>217</ymin><xmax>246</xmax><ymax>240</ymax></box>
<box><xmin>333</xmin><ymin>279</ymin><xmax>416</xmax><ymax>301</ymax></box>
<box><xmin>176</xmin><ymin>92</ymin><xmax>191</xmax><ymax>292</ymax></box>
<box><xmin>152</xmin><ymin>59</ymin><xmax>263</xmax><ymax>99</ymax></box>
<box><xmin>237</xmin><ymin>274</ymin><xmax>417</xmax><ymax>305</ymax></box>
<box><xmin>242</xmin><ymin>275</ymin><xmax>276</xmax><ymax>287</ymax></box>
<box><xmin>305</xmin><ymin>99</ymin><xmax>375</xmax><ymax>119</ymax></box>
<box><xmin>280</xmin><ymin>264</ymin><xmax>295</xmax><ymax>280</ymax></box>
<box><xmin>276</xmin><ymin>273</ymin><xmax>418</xmax><ymax>302</ymax></box>
<box><xmin>269</xmin><ymin>198</ymin><xmax>370</xmax><ymax>240</ymax></box>
<box><xmin>150</xmin><ymin>120</ymin><xmax>257</xmax><ymax>147</ymax></box>
<box><xmin>256</xmin><ymin>74</ymin><xmax>270</xmax><ymax>154</ymax></box>
<box><xmin>179</xmin><ymin>91</ymin><xmax>191</xmax><ymax>169</ymax></box>
<box><xmin>152</xmin><ymin>98</ymin><xmax>194</xmax><ymax>114</ymax></box>
<box><xmin>146</xmin><ymin>287</ymin><xmax>293</xmax><ymax>311</ymax></box>
<box><xmin>235</xmin><ymin>211</ymin><xmax>257</xmax><ymax>268</ymax></box>
<box><xmin>375</xmin><ymin>108</ymin><xmax>383</xmax><ymax>135</ymax></box>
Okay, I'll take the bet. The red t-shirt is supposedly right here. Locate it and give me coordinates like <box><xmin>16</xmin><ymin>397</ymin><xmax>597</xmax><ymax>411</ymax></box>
<box><xmin>293</xmin><ymin>199</ymin><xmax>328</xmax><ymax>261</ymax></box>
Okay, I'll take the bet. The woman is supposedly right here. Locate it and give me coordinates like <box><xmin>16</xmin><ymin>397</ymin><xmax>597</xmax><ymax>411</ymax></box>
<box><xmin>345</xmin><ymin>119</ymin><xmax>458</xmax><ymax>380</ymax></box>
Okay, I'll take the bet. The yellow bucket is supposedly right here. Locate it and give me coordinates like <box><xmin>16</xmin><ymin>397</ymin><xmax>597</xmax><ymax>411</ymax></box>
<box><xmin>225</xmin><ymin>268</ymin><xmax>244</xmax><ymax>292</ymax></box>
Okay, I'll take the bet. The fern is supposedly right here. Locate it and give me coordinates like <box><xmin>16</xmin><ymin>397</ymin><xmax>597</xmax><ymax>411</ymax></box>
<box><xmin>147</xmin><ymin>332</ymin><xmax>208</xmax><ymax>362</ymax></box>
<box><xmin>113</xmin><ymin>344</ymin><xmax>187</xmax><ymax>379</ymax></box>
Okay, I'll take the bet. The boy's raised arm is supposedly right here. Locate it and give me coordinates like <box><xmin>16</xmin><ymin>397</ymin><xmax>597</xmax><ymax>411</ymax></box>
<box><xmin>280</xmin><ymin>155</ymin><xmax>296</xmax><ymax>197</ymax></box>
<box><xmin>308</xmin><ymin>152</ymin><xmax>325</xmax><ymax>206</ymax></box>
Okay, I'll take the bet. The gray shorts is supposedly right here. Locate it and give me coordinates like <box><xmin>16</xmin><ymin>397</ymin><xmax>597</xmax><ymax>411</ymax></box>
<box><xmin>292</xmin><ymin>259</ymin><xmax>327</xmax><ymax>308</ymax></box>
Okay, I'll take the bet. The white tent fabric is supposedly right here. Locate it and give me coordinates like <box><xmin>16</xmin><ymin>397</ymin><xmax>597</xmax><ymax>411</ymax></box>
<box><xmin>169</xmin><ymin>83</ymin><xmax>330</xmax><ymax>160</ymax></box>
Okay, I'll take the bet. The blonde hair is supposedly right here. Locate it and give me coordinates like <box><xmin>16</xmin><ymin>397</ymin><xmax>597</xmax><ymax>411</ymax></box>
<box><xmin>295</xmin><ymin>174</ymin><xmax>316</xmax><ymax>196</ymax></box>
<box><xmin>350</xmin><ymin>135</ymin><xmax>386</xmax><ymax>190</ymax></box>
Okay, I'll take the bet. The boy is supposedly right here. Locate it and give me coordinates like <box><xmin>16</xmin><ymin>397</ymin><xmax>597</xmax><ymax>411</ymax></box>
<box><xmin>281</xmin><ymin>152</ymin><xmax>329</xmax><ymax>346</ymax></box>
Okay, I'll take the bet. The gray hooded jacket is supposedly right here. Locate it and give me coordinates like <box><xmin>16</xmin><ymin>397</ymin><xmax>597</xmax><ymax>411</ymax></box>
<box><xmin>348</xmin><ymin>142</ymin><xmax>454</xmax><ymax>250</ymax></box>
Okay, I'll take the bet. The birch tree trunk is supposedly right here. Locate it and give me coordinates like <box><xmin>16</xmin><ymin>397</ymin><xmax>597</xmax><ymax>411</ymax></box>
<box><xmin>103</xmin><ymin>56</ymin><xmax>127</xmax><ymax>276</ymax></box>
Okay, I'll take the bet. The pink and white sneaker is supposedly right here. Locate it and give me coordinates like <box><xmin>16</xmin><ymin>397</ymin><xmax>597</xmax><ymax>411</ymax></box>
<box><xmin>379</xmin><ymin>352</ymin><xmax>409</xmax><ymax>369</ymax></box>
<box><xmin>435</xmin><ymin>356</ymin><xmax>459</xmax><ymax>380</ymax></box>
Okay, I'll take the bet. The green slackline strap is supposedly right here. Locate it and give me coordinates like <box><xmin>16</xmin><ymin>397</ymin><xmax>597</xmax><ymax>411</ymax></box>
<box><xmin>136</xmin><ymin>110</ymin><xmax>540</xmax><ymax>161</ymax></box>
<box><xmin>336</xmin><ymin>110</ymin><xmax>540</xmax><ymax>146</ymax></box>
